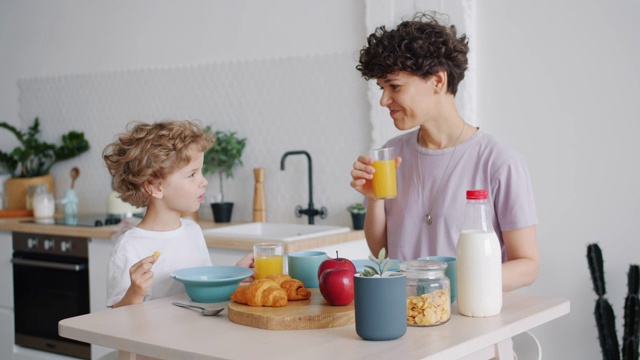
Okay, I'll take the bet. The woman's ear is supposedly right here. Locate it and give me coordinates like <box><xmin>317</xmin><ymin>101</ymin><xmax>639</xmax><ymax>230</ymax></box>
<box><xmin>144</xmin><ymin>180</ymin><xmax>163</xmax><ymax>199</ymax></box>
<box><xmin>433</xmin><ymin>69</ymin><xmax>448</xmax><ymax>94</ymax></box>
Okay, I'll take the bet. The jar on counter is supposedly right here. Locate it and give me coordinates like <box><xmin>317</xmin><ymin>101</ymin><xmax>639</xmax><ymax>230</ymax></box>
<box><xmin>400</xmin><ymin>259</ymin><xmax>451</xmax><ymax>326</ymax></box>
<box><xmin>33</xmin><ymin>184</ymin><xmax>55</xmax><ymax>219</ymax></box>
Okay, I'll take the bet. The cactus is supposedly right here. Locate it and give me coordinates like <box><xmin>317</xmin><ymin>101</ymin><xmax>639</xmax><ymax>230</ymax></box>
<box><xmin>622</xmin><ymin>265</ymin><xmax>639</xmax><ymax>360</ymax></box>
<box><xmin>587</xmin><ymin>243</ymin><xmax>640</xmax><ymax>360</ymax></box>
<box><xmin>588</xmin><ymin>243</ymin><xmax>620</xmax><ymax>359</ymax></box>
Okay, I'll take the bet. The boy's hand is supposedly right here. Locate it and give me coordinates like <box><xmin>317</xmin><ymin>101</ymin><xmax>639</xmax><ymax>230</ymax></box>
<box><xmin>112</xmin><ymin>254</ymin><xmax>158</xmax><ymax>308</ymax></box>
<box><xmin>236</xmin><ymin>252</ymin><xmax>255</xmax><ymax>283</ymax></box>
<box><xmin>129</xmin><ymin>254</ymin><xmax>158</xmax><ymax>298</ymax></box>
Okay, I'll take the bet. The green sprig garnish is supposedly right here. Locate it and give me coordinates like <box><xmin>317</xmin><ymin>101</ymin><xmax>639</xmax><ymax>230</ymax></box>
<box><xmin>359</xmin><ymin>248</ymin><xmax>400</xmax><ymax>277</ymax></box>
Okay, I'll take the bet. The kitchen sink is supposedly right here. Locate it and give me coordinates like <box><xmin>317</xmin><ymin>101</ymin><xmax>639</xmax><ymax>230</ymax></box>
<box><xmin>202</xmin><ymin>222</ymin><xmax>350</xmax><ymax>242</ymax></box>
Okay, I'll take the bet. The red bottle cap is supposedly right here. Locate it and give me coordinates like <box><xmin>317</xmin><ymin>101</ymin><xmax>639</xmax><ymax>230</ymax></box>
<box><xmin>466</xmin><ymin>189</ymin><xmax>488</xmax><ymax>200</ymax></box>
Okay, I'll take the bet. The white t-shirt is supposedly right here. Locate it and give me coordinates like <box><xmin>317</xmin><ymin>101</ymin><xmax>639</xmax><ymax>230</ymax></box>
<box><xmin>375</xmin><ymin>128</ymin><xmax>538</xmax><ymax>261</ymax></box>
<box><xmin>105</xmin><ymin>218</ymin><xmax>212</xmax><ymax>307</ymax></box>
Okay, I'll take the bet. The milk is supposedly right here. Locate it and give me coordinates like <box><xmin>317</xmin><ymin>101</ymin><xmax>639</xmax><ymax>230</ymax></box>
<box><xmin>456</xmin><ymin>229</ymin><xmax>502</xmax><ymax>317</ymax></box>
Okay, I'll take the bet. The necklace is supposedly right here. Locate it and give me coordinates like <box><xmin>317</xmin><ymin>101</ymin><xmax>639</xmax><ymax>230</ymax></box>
<box><xmin>417</xmin><ymin>122</ymin><xmax>465</xmax><ymax>225</ymax></box>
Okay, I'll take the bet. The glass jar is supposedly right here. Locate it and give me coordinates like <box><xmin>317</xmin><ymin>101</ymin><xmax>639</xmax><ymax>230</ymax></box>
<box><xmin>400</xmin><ymin>259</ymin><xmax>451</xmax><ymax>326</ymax></box>
<box><xmin>33</xmin><ymin>184</ymin><xmax>55</xmax><ymax>219</ymax></box>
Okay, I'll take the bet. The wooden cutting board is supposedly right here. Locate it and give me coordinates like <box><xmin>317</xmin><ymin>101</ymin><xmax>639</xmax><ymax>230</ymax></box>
<box><xmin>228</xmin><ymin>288</ymin><xmax>354</xmax><ymax>330</ymax></box>
<box><xmin>0</xmin><ymin>209</ymin><xmax>33</xmax><ymax>218</ymax></box>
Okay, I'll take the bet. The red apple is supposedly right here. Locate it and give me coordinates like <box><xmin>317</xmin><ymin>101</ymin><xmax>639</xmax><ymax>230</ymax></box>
<box><xmin>319</xmin><ymin>267</ymin><xmax>354</xmax><ymax>306</ymax></box>
<box><xmin>317</xmin><ymin>251</ymin><xmax>356</xmax><ymax>279</ymax></box>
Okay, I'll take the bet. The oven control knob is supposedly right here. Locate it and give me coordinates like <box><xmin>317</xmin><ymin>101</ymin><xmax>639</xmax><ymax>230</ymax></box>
<box><xmin>27</xmin><ymin>238</ymin><xmax>38</xmax><ymax>249</ymax></box>
<box><xmin>61</xmin><ymin>241</ymin><xmax>73</xmax><ymax>252</ymax></box>
<box><xmin>44</xmin><ymin>239</ymin><xmax>55</xmax><ymax>251</ymax></box>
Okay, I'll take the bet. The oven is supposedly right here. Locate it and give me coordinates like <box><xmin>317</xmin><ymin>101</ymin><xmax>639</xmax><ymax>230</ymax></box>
<box><xmin>12</xmin><ymin>232</ymin><xmax>91</xmax><ymax>359</ymax></box>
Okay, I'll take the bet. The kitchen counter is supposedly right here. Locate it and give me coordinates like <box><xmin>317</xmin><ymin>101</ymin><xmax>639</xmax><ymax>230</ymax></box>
<box><xmin>0</xmin><ymin>217</ymin><xmax>365</xmax><ymax>252</ymax></box>
<box><xmin>59</xmin><ymin>291</ymin><xmax>569</xmax><ymax>360</ymax></box>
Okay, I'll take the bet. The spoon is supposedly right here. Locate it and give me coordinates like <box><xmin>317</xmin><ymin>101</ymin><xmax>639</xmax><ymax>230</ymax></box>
<box><xmin>70</xmin><ymin>167</ymin><xmax>80</xmax><ymax>189</ymax></box>
<box><xmin>171</xmin><ymin>302</ymin><xmax>224</xmax><ymax>316</ymax></box>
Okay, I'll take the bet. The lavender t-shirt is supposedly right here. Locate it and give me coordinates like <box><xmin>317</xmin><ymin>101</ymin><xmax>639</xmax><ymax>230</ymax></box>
<box><xmin>376</xmin><ymin>128</ymin><xmax>537</xmax><ymax>260</ymax></box>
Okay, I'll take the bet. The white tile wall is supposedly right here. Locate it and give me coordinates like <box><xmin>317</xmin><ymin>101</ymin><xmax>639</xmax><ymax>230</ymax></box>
<box><xmin>17</xmin><ymin>53</ymin><xmax>370</xmax><ymax>226</ymax></box>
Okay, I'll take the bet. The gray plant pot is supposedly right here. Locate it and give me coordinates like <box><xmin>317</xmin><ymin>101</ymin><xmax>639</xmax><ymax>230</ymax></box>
<box><xmin>354</xmin><ymin>273</ymin><xmax>407</xmax><ymax>341</ymax></box>
<box><xmin>211</xmin><ymin>202</ymin><xmax>233</xmax><ymax>223</ymax></box>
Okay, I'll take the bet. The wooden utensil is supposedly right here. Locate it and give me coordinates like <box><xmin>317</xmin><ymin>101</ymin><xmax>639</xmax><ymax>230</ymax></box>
<box><xmin>70</xmin><ymin>167</ymin><xmax>80</xmax><ymax>189</ymax></box>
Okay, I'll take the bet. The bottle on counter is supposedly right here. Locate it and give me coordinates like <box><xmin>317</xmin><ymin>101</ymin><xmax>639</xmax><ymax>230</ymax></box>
<box><xmin>456</xmin><ymin>189</ymin><xmax>502</xmax><ymax>317</ymax></box>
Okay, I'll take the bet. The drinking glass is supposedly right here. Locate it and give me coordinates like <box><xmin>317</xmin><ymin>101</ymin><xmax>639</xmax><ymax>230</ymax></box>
<box><xmin>253</xmin><ymin>243</ymin><xmax>284</xmax><ymax>279</ymax></box>
<box><xmin>370</xmin><ymin>147</ymin><xmax>397</xmax><ymax>199</ymax></box>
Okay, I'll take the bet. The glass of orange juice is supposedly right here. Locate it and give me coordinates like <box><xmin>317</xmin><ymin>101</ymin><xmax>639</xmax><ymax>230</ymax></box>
<box><xmin>371</xmin><ymin>147</ymin><xmax>397</xmax><ymax>199</ymax></box>
<box><xmin>253</xmin><ymin>242</ymin><xmax>284</xmax><ymax>279</ymax></box>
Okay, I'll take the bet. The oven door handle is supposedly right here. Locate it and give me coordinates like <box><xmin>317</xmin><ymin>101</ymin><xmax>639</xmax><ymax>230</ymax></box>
<box><xmin>11</xmin><ymin>258</ymin><xmax>87</xmax><ymax>272</ymax></box>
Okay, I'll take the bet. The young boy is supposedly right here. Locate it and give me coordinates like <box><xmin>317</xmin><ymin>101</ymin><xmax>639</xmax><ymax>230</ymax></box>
<box><xmin>102</xmin><ymin>120</ymin><xmax>253</xmax><ymax>308</ymax></box>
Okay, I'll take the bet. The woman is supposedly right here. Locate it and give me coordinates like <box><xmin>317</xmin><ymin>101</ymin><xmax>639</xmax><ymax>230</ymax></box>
<box><xmin>350</xmin><ymin>12</ymin><xmax>539</xmax><ymax>291</ymax></box>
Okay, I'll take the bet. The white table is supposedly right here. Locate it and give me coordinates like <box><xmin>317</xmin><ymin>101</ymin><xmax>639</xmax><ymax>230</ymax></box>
<box><xmin>59</xmin><ymin>292</ymin><xmax>569</xmax><ymax>360</ymax></box>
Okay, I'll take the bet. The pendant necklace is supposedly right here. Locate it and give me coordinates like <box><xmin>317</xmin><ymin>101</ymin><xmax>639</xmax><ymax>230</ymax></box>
<box><xmin>417</xmin><ymin>121</ymin><xmax>465</xmax><ymax>225</ymax></box>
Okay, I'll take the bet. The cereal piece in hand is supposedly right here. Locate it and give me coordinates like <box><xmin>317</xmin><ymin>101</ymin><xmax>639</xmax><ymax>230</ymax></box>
<box><xmin>153</xmin><ymin>251</ymin><xmax>161</xmax><ymax>259</ymax></box>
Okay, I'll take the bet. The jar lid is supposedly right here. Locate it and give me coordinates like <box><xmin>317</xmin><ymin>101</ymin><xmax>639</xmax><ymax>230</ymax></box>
<box><xmin>399</xmin><ymin>260</ymin><xmax>447</xmax><ymax>277</ymax></box>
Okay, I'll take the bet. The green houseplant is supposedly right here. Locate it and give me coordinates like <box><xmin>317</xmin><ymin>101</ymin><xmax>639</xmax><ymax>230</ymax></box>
<box><xmin>0</xmin><ymin>117</ymin><xmax>90</xmax><ymax>210</ymax></box>
<box><xmin>354</xmin><ymin>248</ymin><xmax>406</xmax><ymax>340</ymax></box>
<box><xmin>347</xmin><ymin>202</ymin><xmax>366</xmax><ymax>230</ymax></box>
<box><xmin>203</xmin><ymin>128</ymin><xmax>246</xmax><ymax>223</ymax></box>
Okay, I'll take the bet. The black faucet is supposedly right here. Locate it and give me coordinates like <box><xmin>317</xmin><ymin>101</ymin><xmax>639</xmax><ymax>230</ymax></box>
<box><xmin>280</xmin><ymin>150</ymin><xmax>327</xmax><ymax>224</ymax></box>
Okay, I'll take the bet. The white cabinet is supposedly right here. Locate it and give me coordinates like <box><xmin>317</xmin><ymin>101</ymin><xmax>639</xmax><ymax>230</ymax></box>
<box><xmin>0</xmin><ymin>231</ymin><xmax>14</xmax><ymax>360</ymax></box>
<box><xmin>88</xmin><ymin>237</ymin><xmax>116</xmax><ymax>360</ymax></box>
<box><xmin>88</xmin><ymin>238</ymin><xmax>112</xmax><ymax>313</ymax></box>
<box><xmin>0</xmin><ymin>307</ymin><xmax>14</xmax><ymax>360</ymax></box>
<box><xmin>0</xmin><ymin>231</ymin><xmax>13</xmax><ymax>308</ymax></box>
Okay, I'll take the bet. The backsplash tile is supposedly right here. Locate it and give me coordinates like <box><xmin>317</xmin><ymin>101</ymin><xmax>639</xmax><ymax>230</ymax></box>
<box><xmin>17</xmin><ymin>53</ymin><xmax>370</xmax><ymax>226</ymax></box>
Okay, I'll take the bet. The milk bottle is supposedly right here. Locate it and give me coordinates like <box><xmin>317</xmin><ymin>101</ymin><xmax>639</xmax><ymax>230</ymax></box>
<box><xmin>456</xmin><ymin>189</ymin><xmax>502</xmax><ymax>317</ymax></box>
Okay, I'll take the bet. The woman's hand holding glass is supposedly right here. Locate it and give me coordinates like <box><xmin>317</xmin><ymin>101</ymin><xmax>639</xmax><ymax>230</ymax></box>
<box><xmin>350</xmin><ymin>155</ymin><xmax>402</xmax><ymax>199</ymax></box>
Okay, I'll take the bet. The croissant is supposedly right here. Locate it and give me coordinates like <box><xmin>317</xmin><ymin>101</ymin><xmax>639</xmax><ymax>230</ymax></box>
<box><xmin>280</xmin><ymin>279</ymin><xmax>312</xmax><ymax>300</ymax></box>
<box><xmin>230</xmin><ymin>279</ymin><xmax>288</xmax><ymax>307</ymax></box>
<box><xmin>266</xmin><ymin>274</ymin><xmax>292</xmax><ymax>286</ymax></box>
<box><xmin>266</xmin><ymin>274</ymin><xmax>312</xmax><ymax>301</ymax></box>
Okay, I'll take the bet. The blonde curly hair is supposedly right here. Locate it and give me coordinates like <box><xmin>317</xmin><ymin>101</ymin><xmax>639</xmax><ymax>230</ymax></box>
<box><xmin>103</xmin><ymin>120</ymin><xmax>214</xmax><ymax>208</ymax></box>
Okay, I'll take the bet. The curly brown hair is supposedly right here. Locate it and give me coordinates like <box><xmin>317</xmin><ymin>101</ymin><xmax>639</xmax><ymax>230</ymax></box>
<box><xmin>102</xmin><ymin>120</ymin><xmax>214</xmax><ymax>208</ymax></box>
<box><xmin>356</xmin><ymin>12</ymin><xmax>469</xmax><ymax>95</ymax></box>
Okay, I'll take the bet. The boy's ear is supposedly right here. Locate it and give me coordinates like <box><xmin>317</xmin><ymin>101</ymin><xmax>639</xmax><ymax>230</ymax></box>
<box><xmin>144</xmin><ymin>181</ymin><xmax>163</xmax><ymax>199</ymax></box>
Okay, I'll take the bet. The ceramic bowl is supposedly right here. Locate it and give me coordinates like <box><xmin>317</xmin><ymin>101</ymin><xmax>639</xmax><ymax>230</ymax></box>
<box><xmin>170</xmin><ymin>266</ymin><xmax>253</xmax><ymax>303</ymax></box>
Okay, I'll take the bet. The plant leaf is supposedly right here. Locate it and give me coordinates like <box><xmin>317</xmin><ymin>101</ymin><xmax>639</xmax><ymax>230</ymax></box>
<box><xmin>381</xmin><ymin>259</ymin><xmax>393</xmax><ymax>274</ymax></box>
<box><xmin>378</xmin><ymin>248</ymin><xmax>387</xmax><ymax>262</ymax></box>
<box><xmin>363</xmin><ymin>265</ymin><xmax>379</xmax><ymax>274</ymax></box>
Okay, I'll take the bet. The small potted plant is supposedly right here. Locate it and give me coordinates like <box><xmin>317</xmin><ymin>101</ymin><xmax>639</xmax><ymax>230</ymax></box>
<box><xmin>354</xmin><ymin>248</ymin><xmax>406</xmax><ymax>341</ymax></box>
<box><xmin>203</xmin><ymin>128</ymin><xmax>247</xmax><ymax>223</ymax></box>
<box><xmin>0</xmin><ymin>117</ymin><xmax>90</xmax><ymax>210</ymax></box>
<box><xmin>347</xmin><ymin>202</ymin><xmax>366</xmax><ymax>230</ymax></box>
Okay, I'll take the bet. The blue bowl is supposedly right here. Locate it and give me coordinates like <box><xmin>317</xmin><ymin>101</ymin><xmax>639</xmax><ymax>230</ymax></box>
<box><xmin>170</xmin><ymin>266</ymin><xmax>253</xmax><ymax>303</ymax></box>
<box><xmin>352</xmin><ymin>258</ymin><xmax>400</xmax><ymax>274</ymax></box>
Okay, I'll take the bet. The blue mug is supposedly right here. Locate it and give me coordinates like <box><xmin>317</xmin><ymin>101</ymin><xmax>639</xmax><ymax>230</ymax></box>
<box><xmin>418</xmin><ymin>256</ymin><xmax>457</xmax><ymax>304</ymax></box>
<box><xmin>287</xmin><ymin>251</ymin><xmax>328</xmax><ymax>288</ymax></box>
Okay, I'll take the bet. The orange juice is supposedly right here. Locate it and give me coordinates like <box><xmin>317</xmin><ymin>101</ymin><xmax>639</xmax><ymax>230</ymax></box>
<box><xmin>371</xmin><ymin>159</ymin><xmax>397</xmax><ymax>199</ymax></box>
<box><xmin>255</xmin><ymin>255</ymin><xmax>284</xmax><ymax>279</ymax></box>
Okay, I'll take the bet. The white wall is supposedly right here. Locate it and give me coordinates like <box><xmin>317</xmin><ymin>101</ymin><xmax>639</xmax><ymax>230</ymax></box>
<box><xmin>0</xmin><ymin>0</ymin><xmax>370</xmax><ymax>227</ymax></box>
<box><xmin>476</xmin><ymin>1</ymin><xmax>640</xmax><ymax>358</ymax></box>
<box><xmin>2</xmin><ymin>0</ymin><xmax>640</xmax><ymax>358</ymax></box>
